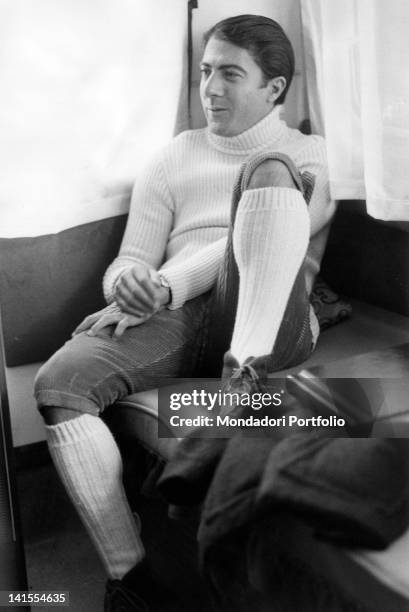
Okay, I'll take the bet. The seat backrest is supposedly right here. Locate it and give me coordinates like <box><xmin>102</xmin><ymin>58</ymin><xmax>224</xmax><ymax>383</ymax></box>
<box><xmin>321</xmin><ymin>200</ymin><xmax>409</xmax><ymax>317</ymax></box>
<box><xmin>0</xmin><ymin>215</ymin><xmax>126</xmax><ymax>367</ymax></box>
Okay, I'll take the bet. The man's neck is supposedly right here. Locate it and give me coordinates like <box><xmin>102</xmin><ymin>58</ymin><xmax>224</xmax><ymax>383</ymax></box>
<box><xmin>207</xmin><ymin>105</ymin><xmax>285</xmax><ymax>155</ymax></box>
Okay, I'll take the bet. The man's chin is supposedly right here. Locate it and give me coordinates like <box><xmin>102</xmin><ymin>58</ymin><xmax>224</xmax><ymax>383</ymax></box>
<box><xmin>207</xmin><ymin>122</ymin><xmax>234</xmax><ymax>137</ymax></box>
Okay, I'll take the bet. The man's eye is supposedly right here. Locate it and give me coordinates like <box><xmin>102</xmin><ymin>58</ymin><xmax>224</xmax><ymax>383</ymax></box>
<box><xmin>200</xmin><ymin>67</ymin><xmax>211</xmax><ymax>78</ymax></box>
<box><xmin>224</xmin><ymin>71</ymin><xmax>240</xmax><ymax>80</ymax></box>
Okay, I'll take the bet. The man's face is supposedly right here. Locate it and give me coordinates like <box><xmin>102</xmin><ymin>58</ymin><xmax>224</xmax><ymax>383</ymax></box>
<box><xmin>200</xmin><ymin>36</ymin><xmax>274</xmax><ymax>137</ymax></box>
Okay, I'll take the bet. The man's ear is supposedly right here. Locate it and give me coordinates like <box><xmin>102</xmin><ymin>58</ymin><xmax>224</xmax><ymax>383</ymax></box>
<box><xmin>267</xmin><ymin>76</ymin><xmax>287</xmax><ymax>103</ymax></box>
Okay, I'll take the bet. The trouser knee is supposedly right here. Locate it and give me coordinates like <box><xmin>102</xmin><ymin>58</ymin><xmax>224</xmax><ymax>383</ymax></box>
<box><xmin>247</xmin><ymin>158</ymin><xmax>300</xmax><ymax>190</ymax></box>
<box><xmin>34</xmin><ymin>340</ymin><xmax>106</xmax><ymax>420</ymax></box>
<box><xmin>35</xmin><ymin>355</ymin><xmax>93</xmax><ymax>425</ymax></box>
<box><xmin>241</xmin><ymin>152</ymin><xmax>304</xmax><ymax>192</ymax></box>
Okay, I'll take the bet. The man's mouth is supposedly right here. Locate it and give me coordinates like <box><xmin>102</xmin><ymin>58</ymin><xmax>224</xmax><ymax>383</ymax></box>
<box><xmin>207</xmin><ymin>107</ymin><xmax>227</xmax><ymax>113</ymax></box>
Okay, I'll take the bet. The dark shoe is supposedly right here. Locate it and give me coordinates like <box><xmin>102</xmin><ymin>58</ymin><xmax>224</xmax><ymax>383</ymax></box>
<box><xmin>104</xmin><ymin>579</ymin><xmax>149</xmax><ymax>612</ymax></box>
<box><xmin>221</xmin><ymin>352</ymin><xmax>269</xmax><ymax>416</ymax></box>
<box><xmin>105</xmin><ymin>559</ymin><xmax>181</xmax><ymax>612</ymax></box>
<box><xmin>222</xmin><ymin>351</ymin><xmax>268</xmax><ymax>391</ymax></box>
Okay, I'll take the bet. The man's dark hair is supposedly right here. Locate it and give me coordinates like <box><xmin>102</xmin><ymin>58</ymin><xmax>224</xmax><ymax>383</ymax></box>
<box><xmin>203</xmin><ymin>14</ymin><xmax>295</xmax><ymax>105</ymax></box>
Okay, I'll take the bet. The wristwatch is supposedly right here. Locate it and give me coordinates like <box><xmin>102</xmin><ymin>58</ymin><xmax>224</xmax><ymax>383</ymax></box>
<box><xmin>158</xmin><ymin>273</ymin><xmax>170</xmax><ymax>290</ymax></box>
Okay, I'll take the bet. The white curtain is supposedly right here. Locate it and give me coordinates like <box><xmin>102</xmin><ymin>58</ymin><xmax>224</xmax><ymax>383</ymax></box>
<box><xmin>0</xmin><ymin>0</ymin><xmax>187</xmax><ymax>237</ymax></box>
<box><xmin>301</xmin><ymin>0</ymin><xmax>409</xmax><ymax>220</ymax></box>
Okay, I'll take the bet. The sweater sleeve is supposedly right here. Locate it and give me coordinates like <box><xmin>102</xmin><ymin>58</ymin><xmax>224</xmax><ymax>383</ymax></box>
<box><xmin>103</xmin><ymin>153</ymin><xmax>174</xmax><ymax>302</ymax></box>
<box><xmin>160</xmin><ymin>236</ymin><xmax>227</xmax><ymax>310</ymax></box>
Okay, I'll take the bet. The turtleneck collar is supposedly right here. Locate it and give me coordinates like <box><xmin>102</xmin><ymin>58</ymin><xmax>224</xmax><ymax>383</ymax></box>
<box><xmin>206</xmin><ymin>105</ymin><xmax>286</xmax><ymax>155</ymax></box>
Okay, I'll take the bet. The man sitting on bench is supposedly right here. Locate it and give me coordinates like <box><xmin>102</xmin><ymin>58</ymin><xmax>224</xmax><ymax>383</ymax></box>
<box><xmin>34</xmin><ymin>14</ymin><xmax>334</xmax><ymax>611</ymax></box>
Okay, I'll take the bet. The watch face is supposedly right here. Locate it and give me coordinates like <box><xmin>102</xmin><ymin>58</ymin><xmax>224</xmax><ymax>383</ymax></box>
<box><xmin>159</xmin><ymin>275</ymin><xmax>170</xmax><ymax>289</ymax></box>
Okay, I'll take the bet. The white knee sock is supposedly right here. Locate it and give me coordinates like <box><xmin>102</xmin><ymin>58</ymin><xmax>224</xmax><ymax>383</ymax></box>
<box><xmin>46</xmin><ymin>413</ymin><xmax>144</xmax><ymax>579</ymax></box>
<box><xmin>230</xmin><ymin>187</ymin><xmax>310</xmax><ymax>364</ymax></box>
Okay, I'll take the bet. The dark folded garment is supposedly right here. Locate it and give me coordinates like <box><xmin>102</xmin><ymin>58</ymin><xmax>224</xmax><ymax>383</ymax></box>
<box><xmin>197</xmin><ymin>435</ymin><xmax>409</xmax><ymax>567</ymax></box>
<box><xmin>157</xmin><ymin>433</ymin><xmax>228</xmax><ymax>505</ymax></box>
<box><xmin>198</xmin><ymin>434</ymin><xmax>275</xmax><ymax>550</ymax></box>
<box><xmin>159</xmin><ymin>407</ymin><xmax>409</xmax><ymax>565</ymax></box>
<box><xmin>257</xmin><ymin>436</ymin><xmax>409</xmax><ymax>549</ymax></box>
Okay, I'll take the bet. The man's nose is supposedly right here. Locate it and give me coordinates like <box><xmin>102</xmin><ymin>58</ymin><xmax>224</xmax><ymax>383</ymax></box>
<box><xmin>203</xmin><ymin>72</ymin><xmax>224</xmax><ymax>97</ymax></box>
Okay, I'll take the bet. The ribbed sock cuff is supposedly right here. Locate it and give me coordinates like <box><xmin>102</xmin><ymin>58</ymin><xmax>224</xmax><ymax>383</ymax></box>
<box><xmin>238</xmin><ymin>186</ymin><xmax>307</xmax><ymax>212</ymax></box>
<box><xmin>45</xmin><ymin>413</ymin><xmax>99</xmax><ymax>447</ymax></box>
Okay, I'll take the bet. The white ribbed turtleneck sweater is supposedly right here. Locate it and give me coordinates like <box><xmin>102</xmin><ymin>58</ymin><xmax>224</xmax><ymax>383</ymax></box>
<box><xmin>103</xmin><ymin>106</ymin><xmax>335</xmax><ymax>310</ymax></box>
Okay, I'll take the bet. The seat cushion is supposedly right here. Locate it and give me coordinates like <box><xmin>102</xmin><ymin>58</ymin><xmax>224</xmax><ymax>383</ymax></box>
<box><xmin>349</xmin><ymin>527</ymin><xmax>409</xmax><ymax>602</ymax></box>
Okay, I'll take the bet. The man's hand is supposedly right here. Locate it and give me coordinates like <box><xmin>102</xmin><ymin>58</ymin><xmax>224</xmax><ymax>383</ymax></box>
<box><xmin>114</xmin><ymin>263</ymin><xmax>169</xmax><ymax>316</ymax></box>
<box><xmin>72</xmin><ymin>302</ymin><xmax>151</xmax><ymax>338</ymax></box>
